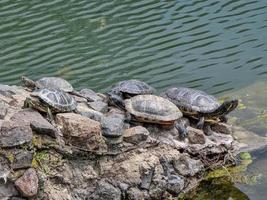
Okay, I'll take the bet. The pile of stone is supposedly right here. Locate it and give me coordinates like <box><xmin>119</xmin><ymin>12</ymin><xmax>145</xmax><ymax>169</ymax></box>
<box><xmin>0</xmin><ymin>78</ymin><xmax>240</xmax><ymax>200</ymax></box>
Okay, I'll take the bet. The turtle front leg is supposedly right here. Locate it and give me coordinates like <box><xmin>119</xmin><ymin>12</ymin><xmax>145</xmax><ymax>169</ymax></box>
<box><xmin>204</xmin><ymin>125</ymin><xmax>213</xmax><ymax>136</ymax></box>
<box><xmin>47</xmin><ymin>107</ymin><xmax>54</xmax><ymax>123</ymax></box>
<box><xmin>175</xmin><ymin>122</ymin><xmax>187</xmax><ymax>140</ymax></box>
<box><xmin>196</xmin><ymin>116</ymin><xmax>205</xmax><ymax>129</ymax></box>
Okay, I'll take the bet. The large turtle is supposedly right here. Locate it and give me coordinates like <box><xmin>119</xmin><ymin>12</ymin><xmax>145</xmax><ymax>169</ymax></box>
<box><xmin>161</xmin><ymin>87</ymin><xmax>238</xmax><ymax>129</ymax></box>
<box><xmin>107</xmin><ymin>79</ymin><xmax>155</xmax><ymax>109</ymax></box>
<box><xmin>125</xmin><ymin>94</ymin><xmax>187</xmax><ymax>138</ymax></box>
<box><xmin>21</xmin><ymin>76</ymin><xmax>93</xmax><ymax>101</ymax></box>
<box><xmin>24</xmin><ymin>88</ymin><xmax>77</xmax><ymax>120</ymax></box>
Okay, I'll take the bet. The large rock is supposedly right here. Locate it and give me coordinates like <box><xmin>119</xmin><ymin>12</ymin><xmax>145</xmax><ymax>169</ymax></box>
<box><xmin>123</xmin><ymin>126</ymin><xmax>149</xmax><ymax>145</ymax></box>
<box><xmin>10</xmin><ymin>109</ymin><xmax>56</xmax><ymax>138</ymax></box>
<box><xmin>0</xmin><ymin>121</ymin><xmax>32</xmax><ymax>147</ymax></box>
<box><xmin>56</xmin><ymin>113</ymin><xmax>107</xmax><ymax>151</ymax></box>
<box><xmin>15</xmin><ymin>168</ymin><xmax>38</xmax><ymax>198</ymax></box>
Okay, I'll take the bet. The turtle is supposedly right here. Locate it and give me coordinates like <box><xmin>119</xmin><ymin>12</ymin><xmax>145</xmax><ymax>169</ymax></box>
<box><xmin>21</xmin><ymin>76</ymin><xmax>93</xmax><ymax>101</ymax></box>
<box><xmin>125</xmin><ymin>94</ymin><xmax>187</xmax><ymax>138</ymax></box>
<box><xmin>24</xmin><ymin>88</ymin><xmax>77</xmax><ymax>120</ymax></box>
<box><xmin>161</xmin><ymin>87</ymin><xmax>238</xmax><ymax>129</ymax></box>
<box><xmin>107</xmin><ymin>79</ymin><xmax>155</xmax><ymax>109</ymax></box>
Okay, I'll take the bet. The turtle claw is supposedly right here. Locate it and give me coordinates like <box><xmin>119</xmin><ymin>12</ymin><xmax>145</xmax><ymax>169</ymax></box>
<box><xmin>175</xmin><ymin>122</ymin><xmax>187</xmax><ymax>140</ymax></box>
<box><xmin>196</xmin><ymin>117</ymin><xmax>205</xmax><ymax>129</ymax></box>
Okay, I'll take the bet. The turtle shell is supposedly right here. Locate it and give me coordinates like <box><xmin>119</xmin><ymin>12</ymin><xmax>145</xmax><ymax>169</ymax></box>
<box><xmin>110</xmin><ymin>80</ymin><xmax>155</xmax><ymax>95</ymax></box>
<box><xmin>34</xmin><ymin>88</ymin><xmax>77</xmax><ymax>112</ymax></box>
<box><xmin>36</xmin><ymin>77</ymin><xmax>73</xmax><ymax>92</ymax></box>
<box><xmin>125</xmin><ymin>95</ymin><xmax>182</xmax><ymax>124</ymax></box>
<box><xmin>161</xmin><ymin>87</ymin><xmax>220</xmax><ymax>114</ymax></box>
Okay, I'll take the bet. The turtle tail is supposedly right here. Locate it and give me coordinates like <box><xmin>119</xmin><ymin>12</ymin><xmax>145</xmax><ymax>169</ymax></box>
<box><xmin>210</xmin><ymin>99</ymin><xmax>239</xmax><ymax>117</ymax></box>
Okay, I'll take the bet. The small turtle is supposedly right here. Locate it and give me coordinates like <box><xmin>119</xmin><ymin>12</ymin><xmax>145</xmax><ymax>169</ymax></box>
<box><xmin>107</xmin><ymin>79</ymin><xmax>155</xmax><ymax>109</ymax></box>
<box><xmin>125</xmin><ymin>95</ymin><xmax>187</xmax><ymax>138</ymax></box>
<box><xmin>21</xmin><ymin>76</ymin><xmax>93</xmax><ymax>101</ymax></box>
<box><xmin>24</xmin><ymin>88</ymin><xmax>77</xmax><ymax>120</ymax></box>
<box><xmin>161</xmin><ymin>87</ymin><xmax>238</xmax><ymax>129</ymax></box>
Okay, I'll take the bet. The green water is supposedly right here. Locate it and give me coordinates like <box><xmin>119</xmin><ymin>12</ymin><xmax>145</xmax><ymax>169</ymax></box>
<box><xmin>0</xmin><ymin>0</ymin><xmax>267</xmax><ymax>199</ymax></box>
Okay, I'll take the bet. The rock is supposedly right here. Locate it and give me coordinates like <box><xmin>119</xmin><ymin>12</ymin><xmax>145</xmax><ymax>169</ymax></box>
<box><xmin>56</xmin><ymin>113</ymin><xmax>107</xmax><ymax>151</ymax></box>
<box><xmin>167</xmin><ymin>175</ymin><xmax>185</xmax><ymax>195</ymax></box>
<box><xmin>0</xmin><ymin>182</ymin><xmax>19</xmax><ymax>199</ymax></box>
<box><xmin>149</xmin><ymin>175</ymin><xmax>168</xmax><ymax>199</ymax></box>
<box><xmin>30</xmin><ymin>121</ymin><xmax>57</xmax><ymax>138</ymax></box>
<box><xmin>0</xmin><ymin>101</ymin><xmax>8</xmax><ymax>119</ymax></box>
<box><xmin>173</xmin><ymin>154</ymin><xmax>204</xmax><ymax>176</ymax></box>
<box><xmin>15</xmin><ymin>168</ymin><xmax>38</xmax><ymax>198</ymax></box>
<box><xmin>140</xmin><ymin>162</ymin><xmax>155</xmax><ymax>190</ymax></box>
<box><xmin>80</xmin><ymin>88</ymin><xmax>103</xmax><ymax>102</ymax></box>
<box><xmin>187</xmin><ymin>127</ymin><xmax>205</xmax><ymax>144</ymax></box>
<box><xmin>90</xmin><ymin>181</ymin><xmax>121</xmax><ymax>200</ymax></box>
<box><xmin>126</xmin><ymin>187</ymin><xmax>147</xmax><ymax>200</ymax></box>
<box><xmin>101</xmin><ymin>115</ymin><xmax>125</xmax><ymax>138</ymax></box>
<box><xmin>211</xmin><ymin>123</ymin><xmax>232</xmax><ymax>134</ymax></box>
<box><xmin>0</xmin><ymin>121</ymin><xmax>32</xmax><ymax>147</ymax></box>
<box><xmin>88</xmin><ymin>101</ymin><xmax>108</xmax><ymax>113</ymax></box>
<box><xmin>123</xmin><ymin>126</ymin><xmax>149</xmax><ymax>145</ymax></box>
<box><xmin>0</xmin><ymin>158</ymin><xmax>10</xmax><ymax>184</ymax></box>
<box><xmin>76</xmin><ymin>103</ymin><xmax>103</xmax><ymax>122</ymax></box>
<box><xmin>10</xmin><ymin>109</ymin><xmax>56</xmax><ymax>138</ymax></box>
<box><xmin>11</xmin><ymin>150</ymin><xmax>33</xmax><ymax>170</ymax></box>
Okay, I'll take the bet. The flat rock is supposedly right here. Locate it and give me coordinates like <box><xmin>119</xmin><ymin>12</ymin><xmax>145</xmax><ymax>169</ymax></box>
<box><xmin>173</xmin><ymin>154</ymin><xmax>204</xmax><ymax>176</ymax></box>
<box><xmin>101</xmin><ymin>115</ymin><xmax>125</xmax><ymax>138</ymax></box>
<box><xmin>56</xmin><ymin>113</ymin><xmax>107</xmax><ymax>151</ymax></box>
<box><xmin>76</xmin><ymin>103</ymin><xmax>103</xmax><ymax>122</ymax></box>
<box><xmin>211</xmin><ymin>123</ymin><xmax>232</xmax><ymax>135</ymax></box>
<box><xmin>187</xmin><ymin>127</ymin><xmax>206</xmax><ymax>144</ymax></box>
<box><xmin>0</xmin><ymin>121</ymin><xmax>32</xmax><ymax>147</ymax></box>
<box><xmin>88</xmin><ymin>101</ymin><xmax>108</xmax><ymax>113</ymax></box>
<box><xmin>10</xmin><ymin>109</ymin><xmax>56</xmax><ymax>138</ymax></box>
<box><xmin>11</xmin><ymin>150</ymin><xmax>33</xmax><ymax>170</ymax></box>
<box><xmin>123</xmin><ymin>126</ymin><xmax>149</xmax><ymax>145</ymax></box>
<box><xmin>15</xmin><ymin>168</ymin><xmax>38</xmax><ymax>198</ymax></box>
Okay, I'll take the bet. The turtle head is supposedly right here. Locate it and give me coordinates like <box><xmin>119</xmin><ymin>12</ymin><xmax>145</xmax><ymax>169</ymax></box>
<box><xmin>21</xmin><ymin>76</ymin><xmax>36</xmax><ymax>89</ymax></box>
<box><xmin>107</xmin><ymin>90</ymin><xmax>125</xmax><ymax>110</ymax></box>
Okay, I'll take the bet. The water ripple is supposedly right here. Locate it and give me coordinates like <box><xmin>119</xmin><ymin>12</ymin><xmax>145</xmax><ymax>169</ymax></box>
<box><xmin>0</xmin><ymin>0</ymin><xmax>266</xmax><ymax>94</ymax></box>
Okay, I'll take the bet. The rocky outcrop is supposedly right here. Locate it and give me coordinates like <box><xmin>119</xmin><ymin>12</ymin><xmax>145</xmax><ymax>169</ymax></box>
<box><xmin>0</xmin><ymin>83</ymin><xmax>261</xmax><ymax>200</ymax></box>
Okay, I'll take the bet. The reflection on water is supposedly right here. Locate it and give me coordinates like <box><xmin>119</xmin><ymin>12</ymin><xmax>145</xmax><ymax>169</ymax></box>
<box><xmin>180</xmin><ymin>178</ymin><xmax>250</xmax><ymax>200</ymax></box>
